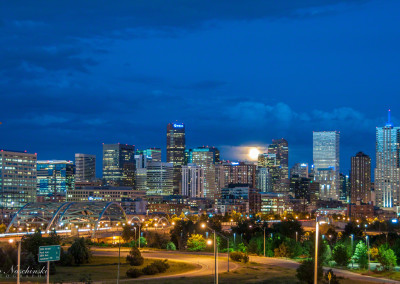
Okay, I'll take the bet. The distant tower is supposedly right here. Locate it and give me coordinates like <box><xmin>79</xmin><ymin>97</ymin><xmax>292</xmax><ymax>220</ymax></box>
<box><xmin>75</xmin><ymin>153</ymin><xmax>96</xmax><ymax>182</ymax></box>
<box><xmin>350</xmin><ymin>152</ymin><xmax>371</xmax><ymax>204</ymax></box>
<box><xmin>268</xmin><ymin>139</ymin><xmax>289</xmax><ymax>192</ymax></box>
<box><xmin>313</xmin><ymin>131</ymin><xmax>340</xmax><ymax>200</ymax></box>
<box><xmin>375</xmin><ymin>110</ymin><xmax>400</xmax><ymax>207</ymax></box>
<box><xmin>167</xmin><ymin>123</ymin><xmax>186</xmax><ymax>194</ymax></box>
<box><xmin>102</xmin><ymin>144</ymin><xmax>135</xmax><ymax>187</ymax></box>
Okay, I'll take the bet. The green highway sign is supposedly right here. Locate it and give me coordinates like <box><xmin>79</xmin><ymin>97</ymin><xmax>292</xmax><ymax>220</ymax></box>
<box><xmin>38</xmin><ymin>245</ymin><xmax>61</xmax><ymax>262</ymax></box>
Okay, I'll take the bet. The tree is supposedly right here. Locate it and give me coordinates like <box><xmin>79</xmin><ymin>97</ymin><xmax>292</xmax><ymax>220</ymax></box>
<box><xmin>0</xmin><ymin>224</ymin><xmax>6</xmax><ymax>233</ymax></box>
<box><xmin>187</xmin><ymin>234</ymin><xmax>206</xmax><ymax>251</ymax></box>
<box><xmin>272</xmin><ymin>220</ymin><xmax>304</xmax><ymax>240</ymax></box>
<box><xmin>68</xmin><ymin>238</ymin><xmax>91</xmax><ymax>266</ymax></box>
<box><xmin>122</xmin><ymin>226</ymin><xmax>135</xmax><ymax>242</ymax></box>
<box><xmin>146</xmin><ymin>231</ymin><xmax>170</xmax><ymax>249</ymax></box>
<box><xmin>333</xmin><ymin>244</ymin><xmax>349</xmax><ymax>267</ymax></box>
<box><xmin>352</xmin><ymin>241</ymin><xmax>368</xmax><ymax>269</ymax></box>
<box><xmin>296</xmin><ymin>259</ymin><xmax>323</xmax><ymax>284</ymax></box>
<box><xmin>126</xmin><ymin>246</ymin><xmax>144</xmax><ymax>266</ymax></box>
<box><xmin>343</xmin><ymin>222</ymin><xmax>363</xmax><ymax>240</ymax></box>
<box><xmin>377</xmin><ymin>245</ymin><xmax>397</xmax><ymax>270</ymax></box>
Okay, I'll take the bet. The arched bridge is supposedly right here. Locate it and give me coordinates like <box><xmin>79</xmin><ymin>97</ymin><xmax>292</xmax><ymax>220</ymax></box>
<box><xmin>6</xmin><ymin>201</ymin><xmax>128</xmax><ymax>238</ymax></box>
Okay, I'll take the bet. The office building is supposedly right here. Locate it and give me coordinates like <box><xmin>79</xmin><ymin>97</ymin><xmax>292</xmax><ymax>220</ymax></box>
<box><xmin>135</xmin><ymin>148</ymin><xmax>161</xmax><ymax>169</ymax></box>
<box><xmin>290</xmin><ymin>163</ymin><xmax>309</xmax><ymax>178</ymax></box>
<box><xmin>75</xmin><ymin>153</ymin><xmax>96</xmax><ymax>182</ymax></box>
<box><xmin>0</xmin><ymin>150</ymin><xmax>37</xmax><ymax>209</ymax></box>
<box><xmin>189</xmin><ymin>147</ymin><xmax>219</xmax><ymax>200</ymax></box>
<box><xmin>268</xmin><ymin>139</ymin><xmax>289</xmax><ymax>192</ymax></box>
<box><xmin>181</xmin><ymin>163</ymin><xmax>204</xmax><ymax>198</ymax></box>
<box><xmin>37</xmin><ymin>160</ymin><xmax>75</xmax><ymax>199</ymax></box>
<box><xmin>313</xmin><ymin>131</ymin><xmax>340</xmax><ymax>200</ymax></box>
<box><xmin>146</xmin><ymin>162</ymin><xmax>174</xmax><ymax>195</ymax></box>
<box><xmin>375</xmin><ymin>110</ymin><xmax>400</xmax><ymax>207</ymax></box>
<box><xmin>167</xmin><ymin>123</ymin><xmax>186</xmax><ymax>194</ymax></box>
<box><xmin>351</xmin><ymin>152</ymin><xmax>371</xmax><ymax>204</ymax></box>
<box><xmin>256</xmin><ymin>167</ymin><xmax>273</xmax><ymax>192</ymax></box>
<box><xmin>258</xmin><ymin>153</ymin><xmax>280</xmax><ymax>192</ymax></box>
<box><xmin>102</xmin><ymin>143</ymin><xmax>135</xmax><ymax>187</ymax></box>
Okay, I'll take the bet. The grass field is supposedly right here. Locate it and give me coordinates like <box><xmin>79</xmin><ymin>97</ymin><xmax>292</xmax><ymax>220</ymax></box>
<box><xmin>5</xmin><ymin>256</ymin><xmax>197</xmax><ymax>283</ymax></box>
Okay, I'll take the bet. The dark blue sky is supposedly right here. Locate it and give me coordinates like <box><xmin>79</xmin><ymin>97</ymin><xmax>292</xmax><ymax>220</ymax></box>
<box><xmin>1</xmin><ymin>1</ymin><xmax>399</xmax><ymax>177</ymax></box>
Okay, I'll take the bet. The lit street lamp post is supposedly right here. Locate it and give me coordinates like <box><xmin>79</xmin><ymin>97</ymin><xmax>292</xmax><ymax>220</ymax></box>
<box><xmin>202</xmin><ymin>223</ymin><xmax>230</xmax><ymax>284</ymax></box>
<box><xmin>263</xmin><ymin>227</ymin><xmax>266</xmax><ymax>257</ymax></box>
<box><xmin>314</xmin><ymin>217</ymin><xmax>327</xmax><ymax>284</ymax></box>
<box><xmin>9</xmin><ymin>239</ymin><xmax>21</xmax><ymax>284</ymax></box>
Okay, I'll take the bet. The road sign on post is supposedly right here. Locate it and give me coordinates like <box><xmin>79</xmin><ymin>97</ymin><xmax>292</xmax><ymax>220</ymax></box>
<box><xmin>39</xmin><ymin>245</ymin><xmax>61</xmax><ymax>262</ymax></box>
<box><xmin>39</xmin><ymin>245</ymin><xmax>60</xmax><ymax>284</ymax></box>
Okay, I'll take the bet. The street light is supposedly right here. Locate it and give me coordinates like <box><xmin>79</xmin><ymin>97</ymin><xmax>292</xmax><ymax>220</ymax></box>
<box><xmin>201</xmin><ymin>223</ymin><xmax>230</xmax><ymax>284</ymax></box>
<box><xmin>314</xmin><ymin>217</ymin><xmax>327</xmax><ymax>284</ymax></box>
<box><xmin>9</xmin><ymin>239</ymin><xmax>21</xmax><ymax>284</ymax></box>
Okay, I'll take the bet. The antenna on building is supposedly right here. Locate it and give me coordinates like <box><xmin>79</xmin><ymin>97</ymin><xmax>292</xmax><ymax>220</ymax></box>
<box><xmin>388</xmin><ymin>109</ymin><xmax>391</xmax><ymax>124</ymax></box>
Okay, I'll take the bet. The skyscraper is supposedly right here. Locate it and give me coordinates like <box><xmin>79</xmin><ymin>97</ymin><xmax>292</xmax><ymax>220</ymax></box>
<box><xmin>103</xmin><ymin>143</ymin><xmax>135</xmax><ymax>187</ymax></box>
<box><xmin>181</xmin><ymin>163</ymin><xmax>204</xmax><ymax>198</ymax></box>
<box><xmin>189</xmin><ymin>147</ymin><xmax>218</xmax><ymax>199</ymax></box>
<box><xmin>167</xmin><ymin>123</ymin><xmax>186</xmax><ymax>194</ymax></box>
<box><xmin>0</xmin><ymin>150</ymin><xmax>37</xmax><ymax>209</ymax></box>
<box><xmin>351</xmin><ymin>152</ymin><xmax>371</xmax><ymax>204</ymax></box>
<box><xmin>37</xmin><ymin>160</ymin><xmax>75</xmax><ymax>199</ymax></box>
<box><xmin>146</xmin><ymin>162</ymin><xmax>174</xmax><ymax>195</ymax></box>
<box><xmin>375</xmin><ymin>110</ymin><xmax>400</xmax><ymax>208</ymax></box>
<box><xmin>313</xmin><ymin>131</ymin><xmax>340</xmax><ymax>200</ymax></box>
<box><xmin>75</xmin><ymin>153</ymin><xmax>96</xmax><ymax>182</ymax></box>
<box><xmin>258</xmin><ymin>153</ymin><xmax>280</xmax><ymax>192</ymax></box>
<box><xmin>268</xmin><ymin>138</ymin><xmax>289</xmax><ymax>192</ymax></box>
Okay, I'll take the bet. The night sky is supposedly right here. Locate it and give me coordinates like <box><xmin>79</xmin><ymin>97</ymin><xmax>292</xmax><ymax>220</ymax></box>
<box><xmin>1</xmin><ymin>1</ymin><xmax>399</xmax><ymax>177</ymax></box>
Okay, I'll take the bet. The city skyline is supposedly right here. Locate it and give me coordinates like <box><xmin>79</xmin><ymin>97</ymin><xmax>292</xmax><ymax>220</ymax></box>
<box><xmin>1</xmin><ymin>1</ymin><xmax>399</xmax><ymax>178</ymax></box>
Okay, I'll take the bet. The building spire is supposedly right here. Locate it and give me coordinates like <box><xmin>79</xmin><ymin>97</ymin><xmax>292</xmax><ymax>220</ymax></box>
<box><xmin>386</xmin><ymin>109</ymin><xmax>393</xmax><ymax>127</ymax></box>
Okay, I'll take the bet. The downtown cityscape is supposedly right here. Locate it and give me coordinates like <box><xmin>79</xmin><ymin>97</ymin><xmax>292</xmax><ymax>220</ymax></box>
<box><xmin>1</xmin><ymin>1</ymin><xmax>400</xmax><ymax>284</ymax></box>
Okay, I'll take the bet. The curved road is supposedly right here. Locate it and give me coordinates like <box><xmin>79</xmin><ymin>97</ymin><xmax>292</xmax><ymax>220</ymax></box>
<box><xmin>93</xmin><ymin>249</ymin><xmax>400</xmax><ymax>283</ymax></box>
<box><xmin>93</xmin><ymin>249</ymin><xmax>240</xmax><ymax>281</ymax></box>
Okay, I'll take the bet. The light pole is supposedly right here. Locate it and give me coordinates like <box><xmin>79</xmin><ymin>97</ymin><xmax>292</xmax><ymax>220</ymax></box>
<box><xmin>117</xmin><ymin>237</ymin><xmax>121</xmax><ymax>284</ymax></box>
<box><xmin>366</xmin><ymin>235</ymin><xmax>370</xmax><ymax>273</ymax></box>
<box><xmin>314</xmin><ymin>217</ymin><xmax>327</xmax><ymax>284</ymax></box>
<box><xmin>202</xmin><ymin>223</ymin><xmax>231</xmax><ymax>284</ymax></box>
<box><xmin>263</xmin><ymin>227</ymin><xmax>266</xmax><ymax>257</ymax></box>
<box><xmin>9</xmin><ymin>239</ymin><xmax>21</xmax><ymax>284</ymax></box>
<box><xmin>138</xmin><ymin>224</ymin><xmax>141</xmax><ymax>249</ymax></box>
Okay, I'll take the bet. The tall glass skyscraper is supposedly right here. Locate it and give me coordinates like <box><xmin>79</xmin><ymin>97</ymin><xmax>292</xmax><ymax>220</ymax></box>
<box><xmin>166</xmin><ymin>123</ymin><xmax>186</xmax><ymax>194</ymax></box>
<box><xmin>37</xmin><ymin>160</ymin><xmax>75</xmax><ymax>198</ymax></box>
<box><xmin>75</xmin><ymin>153</ymin><xmax>96</xmax><ymax>182</ymax></box>
<box><xmin>189</xmin><ymin>147</ymin><xmax>219</xmax><ymax>200</ymax></box>
<box><xmin>313</xmin><ymin>131</ymin><xmax>340</xmax><ymax>200</ymax></box>
<box><xmin>0</xmin><ymin>150</ymin><xmax>37</xmax><ymax>209</ymax></box>
<box><xmin>268</xmin><ymin>138</ymin><xmax>289</xmax><ymax>192</ymax></box>
<box><xmin>102</xmin><ymin>143</ymin><xmax>135</xmax><ymax>187</ymax></box>
<box><xmin>375</xmin><ymin>110</ymin><xmax>400</xmax><ymax>208</ymax></box>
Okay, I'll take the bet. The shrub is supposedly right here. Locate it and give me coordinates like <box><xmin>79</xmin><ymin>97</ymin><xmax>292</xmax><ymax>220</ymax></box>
<box><xmin>274</xmin><ymin>243</ymin><xmax>291</xmax><ymax>258</ymax></box>
<box><xmin>333</xmin><ymin>244</ymin><xmax>349</xmax><ymax>267</ymax></box>
<box><xmin>166</xmin><ymin>242</ymin><xmax>176</xmax><ymax>251</ymax></box>
<box><xmin>296</xmin><ymin>259</ymin><xmax>323</xmax><ymax>284</ymax></box>
<box><xmin>126</xmin><ymin>268</ymin><xmax>143</xmax><ymax>278</ymax></box>
<box><xmin>187</xmin><ymin>234</ymin><xmax>206</xmax><ymax>251</ymax></box>
<box><xmin>142</xmin><ymin>264</ymin><xmax>159</xmax><ymax>275</ymax></box>
<box><xmin>151</xmin><ymin>259</ymin><xmax>170</xmax><ymax>273</ymax></box>
<box><xmin>230</xmin><ymin>251</ymin><xmax>249</xmax><ymax>263</ymax></box>
<box><xmin>126</xmin><ymin>247</ymin><xmax>144</xmax><ymax>266</ymax></box>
